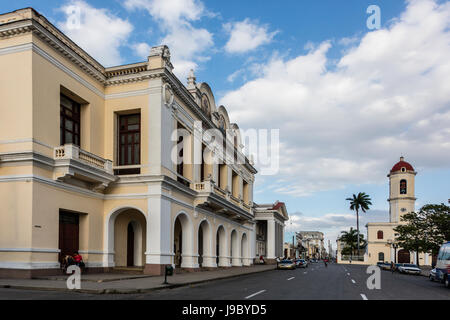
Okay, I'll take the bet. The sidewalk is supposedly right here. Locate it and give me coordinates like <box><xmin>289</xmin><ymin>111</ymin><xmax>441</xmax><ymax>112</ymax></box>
<box><xmin>0</xmin><ymin>264</ymin><xmax>276</xmax><ymax>294</ymax></box>
<box><xmin>420</xmin><ymin>266</ymin><xmax>432</xmax><ymax>277</ymax></box>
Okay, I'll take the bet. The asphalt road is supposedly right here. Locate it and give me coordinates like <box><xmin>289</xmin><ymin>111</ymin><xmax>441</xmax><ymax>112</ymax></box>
<box><xmin>0</xmin><ymin>263</ymin><xmax>449</xmax><ymax>300</ymax></box>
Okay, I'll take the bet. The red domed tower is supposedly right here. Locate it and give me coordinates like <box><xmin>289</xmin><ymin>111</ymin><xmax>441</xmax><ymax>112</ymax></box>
<box><xmin>387</xmin><ymin>157</ymin><xmax>417</xmax><ymax>223</ymax></box>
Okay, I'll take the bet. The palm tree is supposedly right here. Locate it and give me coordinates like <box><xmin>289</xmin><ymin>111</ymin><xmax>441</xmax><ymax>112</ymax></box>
<box><xmin>346</xmin><ymin>192</ymin><xmax>372</xmax><ymax>258</ymax></box>
<box><xmin>340</xmin><ymin>228</ymin><xmax>367</xmax><ymax>259</ymax></box>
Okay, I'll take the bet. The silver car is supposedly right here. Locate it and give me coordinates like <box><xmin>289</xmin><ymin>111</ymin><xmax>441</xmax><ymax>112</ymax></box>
<box><xmin>398</xmin><ymin>263</ymin><xmax>421</xmax><ymax>275</ymax></box>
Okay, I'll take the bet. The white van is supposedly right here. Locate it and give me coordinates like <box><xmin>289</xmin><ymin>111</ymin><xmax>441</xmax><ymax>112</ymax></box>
<box><xmin>436</xmin><ymin>242</ymin><xmax>450</xmax><ymax>288</ymax></box>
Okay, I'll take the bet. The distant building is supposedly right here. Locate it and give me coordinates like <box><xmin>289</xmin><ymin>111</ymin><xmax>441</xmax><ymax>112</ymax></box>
<box><xmin>296</xmin><ymin>231</ymin><xmax>325</xmax><ymax>259</ymax></box>
<box><xmin>366</xmin><ymin>157</ymin><xmax>433</xmax><ymax>266</ymax></box>
<box><xmin>337</xmin><ymin>157</ymin><xmax>433</xmax><ymax>266</ymax></box>
<box><xmin>254</xmin><ymin>202</ymin><xmax>289</xmax><ymax>263</ymax></box>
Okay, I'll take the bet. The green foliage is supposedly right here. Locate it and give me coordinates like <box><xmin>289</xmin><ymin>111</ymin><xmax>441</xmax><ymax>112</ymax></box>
<box><xmin>339</xmin><ymin>227</ymin><xmax>367</xmax><ymax>257</ymax></box>
<box><xmin>346</xmin><ymin>192</ymin><xmax>372</xmax><ymax>253</ymax></box>
<box><xmin>346</xmin><ymin>192</ymin><xmax>373</xmax><ymax>214</ymax></box>
<box><xmin>394</xmin><ymin>203</ymin><xmax>450</xmax><ymax>263</ymax></box>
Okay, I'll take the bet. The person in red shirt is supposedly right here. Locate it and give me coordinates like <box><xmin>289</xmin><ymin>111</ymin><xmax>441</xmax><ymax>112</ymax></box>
<box><xmin>73</xmin><ymin>252</ymin><xmax>84</xmax><ymax>268</ymax></box>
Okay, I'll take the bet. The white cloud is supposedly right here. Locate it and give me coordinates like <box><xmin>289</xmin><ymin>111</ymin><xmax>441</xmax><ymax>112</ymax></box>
<box><xmin>220</xmin><ymin>0</ymin><xmax>450</xmax><ymax>197</ymax></box>
<box><xmin>57</xmin><ymin>0</ymin><xmax>133</xmax><ymax>66</ymax></box>
<box><xmin>124</xmin><ymin>0</ymin><xmax>205</xmax><ymax>23</ymax></box>
<box><xmin>224</xmin><ymin>19</ymin><xmax>278</xmax><ymax>54</ymax></box>
<box><xmin>132</xmin><ymin>42</ymin><xmax>152</xmax><ymax>60</ymax></box>
<box><xmin>123</xmin><ymin>0</ymin><xmax>213</xmax><ymax>78</ymax></box>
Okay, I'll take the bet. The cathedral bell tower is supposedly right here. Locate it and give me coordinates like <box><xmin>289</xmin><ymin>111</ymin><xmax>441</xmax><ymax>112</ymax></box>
<box><xmin>388</xmin><ymin>157</ymin><xmax>417</xmax><ymax>224</ymax></box>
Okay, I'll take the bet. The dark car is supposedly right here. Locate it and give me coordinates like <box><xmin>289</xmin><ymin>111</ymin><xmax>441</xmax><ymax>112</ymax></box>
<box><xmin>429</xmin><ymin>268</ymin><xmax>438</xmax><ymax>281</ymax></box>
<box><xmin>295</xmin><ymin>259</ymin><xmax>308</xmax><ymax>268</ymax></box>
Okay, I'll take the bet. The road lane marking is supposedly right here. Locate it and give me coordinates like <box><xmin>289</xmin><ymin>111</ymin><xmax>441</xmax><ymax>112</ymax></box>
<box><xmin>361</xmin><ymin>294</ymin><xmax>368</xmax><ymax>300</ymax></box>
<box><xmin>245</xmin><ymin>290</ymin><xmax>266</xmax><ymax>300</ymax></box>
<box><xmin>351</xmin><ymin>279</ymin><xmax>356</xmax><ymax>284</ymax></box>
<box><xmin>304</xmin><ymin>272</ymin><xmax>307</xmax><ymax>274</ymax></box>
<box><xmin>287</xmin><ymin>277</ymin><xmax>295</xmax><ymax>281</ymax></box>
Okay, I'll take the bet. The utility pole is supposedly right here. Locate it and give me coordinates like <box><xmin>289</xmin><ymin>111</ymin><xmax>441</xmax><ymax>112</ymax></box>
<box><xmin>292</xmin><ymin>235</ymin><xmax>295</xmax><ymax>259</ymax></box>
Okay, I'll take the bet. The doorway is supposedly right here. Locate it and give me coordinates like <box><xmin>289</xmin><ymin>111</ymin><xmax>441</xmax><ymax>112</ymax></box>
<box><xmin>59</xmin><ymin>211</ymin><xmax>80</xmax><ymax>262</ymax></box>
<box><xmin>127</xmin><ymin>223</ymin><xmax>135</xmax><ymax>267</ymax></box>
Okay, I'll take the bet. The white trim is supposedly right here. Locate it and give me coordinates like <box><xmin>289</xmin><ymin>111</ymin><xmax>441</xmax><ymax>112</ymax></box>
<box><xmin>78</xmin><ymin>250</ymin><xmax>107</xmax><ymax>255</ymax></box>
<box><xmin>0</xmin><ymin>262</ymin><xmax>60</xmax><ymax>270</ymax></box>
<box><xmin>0</xmin><ymin>248</ymin><xmax>60</xmax><ymax>253</ymax></box>
<box><xmin>105</xmin><ymin>88</ymin><xmax>151</xmax><ymax>100</ymax></box>
<box><xmin>84</xmin><ymin>262</ymin><xmax>104</xmax><ymax>268</ymax></box>
<box><xmin>0</xmin><ymin>138</ymin><xmax>53</xmax><ymax>150</ymax></box>
<box><xmin>0</xmin><ymin>174</ymin><xmax>104</xmax><ymax>199</ymax></box>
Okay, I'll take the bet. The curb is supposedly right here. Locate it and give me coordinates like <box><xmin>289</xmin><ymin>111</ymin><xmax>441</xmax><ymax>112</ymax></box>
<box><xmin>0</xmin><ymin>267</ymin><xmax>277</xmax><ymax>295</ymax></box>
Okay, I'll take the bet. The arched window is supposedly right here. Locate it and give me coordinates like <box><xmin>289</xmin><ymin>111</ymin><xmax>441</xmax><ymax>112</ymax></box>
<box><xmin>377</xmin><ymin>230</ymin><xmax>384</xmax><ymax>240</ymax></box>
<box><xmin>378</xmin><ymin>252</ymin><xmax>384</xmax><ymax>261</ymax></box>
<box><xmin>400</xmin><ymin>179</ymin><xmax>407</xmax><ymax>194</ymax></box>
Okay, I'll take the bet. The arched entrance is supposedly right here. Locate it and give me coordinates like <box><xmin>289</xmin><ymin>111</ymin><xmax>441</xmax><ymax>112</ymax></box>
<box><xmin>173</xmin><ymin>212</ymin><xmax>195</xmax><ymax>269</ymax></box>
<box><xmin>241</xmin><ymin>233</ymin><xmax>249</xmax><ymax>266</ymax></box>
<box><xmin>109</xmin><ymin>209</ymin><xmax>146</xmax><ymax>268</ymax></box>
<box><xmin>398</xmin><ymin>249</ymin><xmax>410</xmax><ymax>263</ymax></box>
<box><xmin>216</xmin><ymin>225</ymin><xmax>227</xmax><ymax>267</ymax></box>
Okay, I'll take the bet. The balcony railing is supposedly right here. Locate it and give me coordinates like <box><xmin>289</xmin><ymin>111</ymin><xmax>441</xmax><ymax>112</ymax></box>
<box><xmin>54</xmin><ymin>144</ymin><xmax>113</xmax><ymax>174</ymax></box>
<box><xmin>194</xmin><ymin>180</ymin><xmax>253</xmax><ymax>218</ymax></box>
<box><xmin>53</xmin><ymin>144</ymin><xmax>116</xmax><ymax>191</ymax></box>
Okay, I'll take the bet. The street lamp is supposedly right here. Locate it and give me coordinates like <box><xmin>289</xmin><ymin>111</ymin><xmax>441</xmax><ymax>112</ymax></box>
<box><xmin>387</xmin><ymin>239</ymin><xmax>399</xmax><ymax>263</ymax></box>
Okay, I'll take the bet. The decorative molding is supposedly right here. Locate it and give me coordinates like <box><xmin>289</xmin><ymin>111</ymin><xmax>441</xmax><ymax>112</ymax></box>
<box><xmin>0</xmin><ymin>262</ymin><xmax>60</xmax><ymax>270</ymax></box>
<box><xmin>0</xmin><ymin>248</ymin><xmax>60</xmax><ymax>253</ymax></box>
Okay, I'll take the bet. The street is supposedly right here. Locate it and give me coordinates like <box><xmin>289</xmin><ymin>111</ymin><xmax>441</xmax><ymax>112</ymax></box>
<box><xmin>0</xmin><ymin>263</ymin><xmax>449</xmax><ymax>300</ymax></box>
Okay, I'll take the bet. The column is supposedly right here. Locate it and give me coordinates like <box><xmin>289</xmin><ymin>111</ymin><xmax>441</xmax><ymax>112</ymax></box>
<box><xmin>267</xmin><ymin>219</ymin><xmax>276</xmax><ymax>259</ymax></box>
<box><xmin>218</xmin><ymin>234</ymin><xmax>231</xmax><ymax>267</ymax></box>
<box><xmin>144</xmin><ymin>195</ymin><xmax>173</xmax><ymax>275</ymax></box>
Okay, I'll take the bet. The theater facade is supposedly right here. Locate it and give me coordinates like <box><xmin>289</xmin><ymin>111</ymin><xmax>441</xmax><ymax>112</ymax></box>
<box><xmin>0</xmin><ymin>8</ymin><xmax>287</xmax><ymax>278</ymax></box>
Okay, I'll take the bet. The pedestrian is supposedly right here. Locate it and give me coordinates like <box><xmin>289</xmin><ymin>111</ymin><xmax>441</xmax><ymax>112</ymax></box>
<box><xmin>73</xmin><ymin>251</ymin><xmax>85</xmax><ymax>269</ymax></box>
<box><xmin>391</xmin><ymin>261</ymin><xmax>395</xmax><ymax>273</ymax></box>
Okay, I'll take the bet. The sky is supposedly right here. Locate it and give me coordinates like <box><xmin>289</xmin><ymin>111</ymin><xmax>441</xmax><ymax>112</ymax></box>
<box><xmin>2</xmin><ymin>0</ymin><xmax>449</xmax><ymax>250</ymax></box>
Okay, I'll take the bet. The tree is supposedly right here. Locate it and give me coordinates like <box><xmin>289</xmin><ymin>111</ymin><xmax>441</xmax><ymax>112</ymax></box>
<box><xmin>394</xmin><ymin>211</ymin><xmax>427</xmax><ymax>266</ymax></box>
<box><xmin>346</xmin><ymin>192</ymin><xmax>372</xmax><ymax>256</ymax></box>
<box><xmin>421</xmin><ymin>204</ymin><xmax>450</xmax><ymax>255</ymax></box>
<box><xmin>339</xmin><ymin>228</ymin><xmax>367</xmax><ymax>259</ymax></box>
<box><xmin>395</xmin><ymin>203</ymin><xmax>450</xmax><ymax>265</ymax></box>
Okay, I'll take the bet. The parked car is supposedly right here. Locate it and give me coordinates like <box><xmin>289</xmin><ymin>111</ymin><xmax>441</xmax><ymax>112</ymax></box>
<box><xmin>278</xmin><ymin>259</ymin><xmax>296</xmax><ymax>270</ymax></box>
<box><xmin>429</xmin><ymin>268</ymin><xmax>438</xmax><ymax>281</ymax></box>
<box><xmin>295</xmin><ymin>259</ymin><xmax>308</xmax><ymax>268</ymax></box>
<box><xmin>435</xmin><ymin>241</ymin><xmax>450</xmax><ymax>288</ymax></box>
<box><xmin>398</xmin><ymin>263</ymin><xmax>421</xmax><ymax>275</ymax></box>
<box><xmin>376</xmin><ymin>262</ymin><xmax>391</xmax><ymax>270</ymax></box>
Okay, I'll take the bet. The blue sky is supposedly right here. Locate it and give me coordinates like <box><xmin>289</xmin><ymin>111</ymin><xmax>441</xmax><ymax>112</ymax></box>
<box><xmin>2</xmin><ymin>0</ymin><xmax>449</xmax><ymax>248</ymax></box>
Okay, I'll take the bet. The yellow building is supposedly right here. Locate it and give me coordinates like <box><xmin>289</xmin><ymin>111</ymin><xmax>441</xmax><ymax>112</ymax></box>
<box><xmin>366</xmin><ymin>157</ymin><xmax>432</xmax><ymax>266</ymax></box>
<box><xmin>0</xmin><ymin>8</ymin><xmax>262</xmax><ymax>278</ymax></box>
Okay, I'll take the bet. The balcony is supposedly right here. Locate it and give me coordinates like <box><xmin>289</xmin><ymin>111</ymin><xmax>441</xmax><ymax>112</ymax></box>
<box><xmin>53</xmin><ymin>144</ymin><xmax>116</xmax><ymax>191</ymax></box>
<box><xmin>193</xmin><ymin>180</ymin><xmax>253</xmax><ymax>222</ymax></box>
